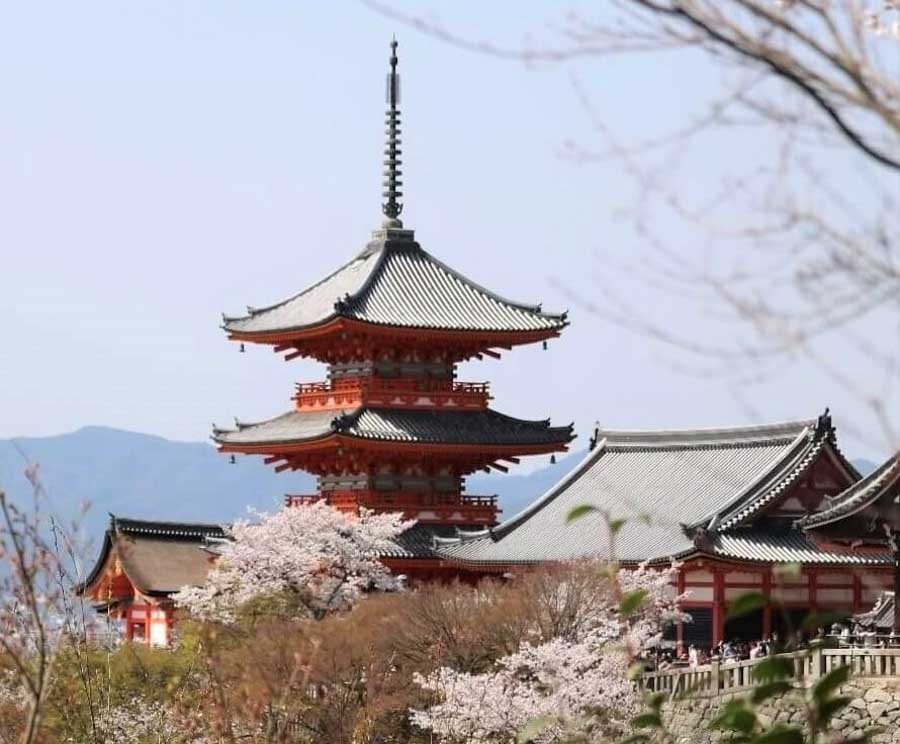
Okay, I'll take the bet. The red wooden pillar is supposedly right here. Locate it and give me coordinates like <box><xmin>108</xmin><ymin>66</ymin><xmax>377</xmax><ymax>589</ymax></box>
<box><xmin>852</xmin><ymin>574</ymin><xmax>862</xmax><ymax>612</ymax></box>
<box><xmin>762</xmin><ymin>570</ymin><xmax>773</xmax><ymax>640</ymax></box>
<box><xmin>712</xmin><ymin>569</ymin><xmax>725</xmax><ymax>645</ymax></box>
<box><xmin>676</xmin><ymin>569</ymin><xmax>686</xmax><ymax>653</ymax></box>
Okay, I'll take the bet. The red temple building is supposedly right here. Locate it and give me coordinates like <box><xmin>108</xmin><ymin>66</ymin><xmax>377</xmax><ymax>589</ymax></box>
<box><xmin>210</xmin><ymin>40</ymin><xmax>574</xmax><ymax>578</ymax></box>
<box><xmin>436</xmin><ymin>413</ymin><xmax>896</xmax><ymax>647</ymax></box>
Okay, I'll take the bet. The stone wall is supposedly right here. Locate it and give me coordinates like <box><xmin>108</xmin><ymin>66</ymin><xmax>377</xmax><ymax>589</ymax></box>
<box><xmin>662</xmin><ymin>678</ymin><xmax>900</xmax><ymax>743</ymax></box>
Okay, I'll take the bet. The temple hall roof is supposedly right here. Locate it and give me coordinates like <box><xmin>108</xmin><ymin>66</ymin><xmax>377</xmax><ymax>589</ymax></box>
<box><xmin>222</xmin><ymin>233</ymin><xmax>567</xmax><ymax>337</ymax></box>
<box><xmin>435</xmin><ymin>415</ymin><xmax>862</xmax><ymax>566</ymax></box>
<box><xmin>214</xmin><ymin>406</ymin><xmax>574</xmax><ymax>449</ymax></box>
<box><xmin>78</xmin><ymin>516</ymin><xmax>226</xmax><ymax>598</ymax></box>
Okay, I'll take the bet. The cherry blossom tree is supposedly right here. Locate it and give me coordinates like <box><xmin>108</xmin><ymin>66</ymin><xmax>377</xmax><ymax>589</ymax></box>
<box><xmin>411</xmin><ymin>562</ymin><xmax>688</xmax><ymax>743</ymax></box>
<box><xmin>173</xmin><ymin>502</ymin><xmax>413</xmax><ymax>624</ymax></box>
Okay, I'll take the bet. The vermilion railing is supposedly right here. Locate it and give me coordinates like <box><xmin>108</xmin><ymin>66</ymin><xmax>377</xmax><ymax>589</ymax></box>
<box><xmin>284</xmin><ymin>491</ymin><xmax>500</xmax><ymax>524</ymax></box>
<box><xmin>293</xmin><ymin>377</ymin><xmax>491</xmax><ymax>411</ymax></box>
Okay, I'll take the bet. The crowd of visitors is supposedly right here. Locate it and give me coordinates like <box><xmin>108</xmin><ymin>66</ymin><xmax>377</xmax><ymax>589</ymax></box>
<box><xmin>643</xmin><ymin>621</ymin><xmax>900</xmax><ymax>673</ymax></box>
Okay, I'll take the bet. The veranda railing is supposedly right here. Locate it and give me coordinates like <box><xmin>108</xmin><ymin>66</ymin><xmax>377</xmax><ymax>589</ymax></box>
<box><xmin>640</xmin><ymin>647</ymin><xmax>900</xmax><ymax>700</ymax></box>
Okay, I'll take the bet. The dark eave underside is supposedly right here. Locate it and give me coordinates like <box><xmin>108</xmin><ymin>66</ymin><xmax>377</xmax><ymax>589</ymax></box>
<box><xmin>214</xmin><ymin>407</ymin><xmax>574</xmax><ymax>449</ymax></box>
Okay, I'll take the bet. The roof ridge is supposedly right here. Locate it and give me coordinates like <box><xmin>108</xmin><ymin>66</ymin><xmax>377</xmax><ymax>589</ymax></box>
<box><xmin>113</xmin><ymin>515</ymin><xmax>228</xmax><ymax>533</ymax></box>
<box><xmin>222</xmin><ymin>244</ymin><xmax>385</xmax><ymax>328</ymax></box>
<box><xmin>597</xmin><ymin>418</ymin><xmax>817</xmax><ymax>446</ymax></box>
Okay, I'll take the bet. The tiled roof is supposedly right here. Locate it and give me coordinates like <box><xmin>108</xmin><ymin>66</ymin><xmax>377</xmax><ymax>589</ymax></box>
<box><xmin>705</xmin><ymin>529</ymin><xmax>891</xmax><ymax>565</ymax></box>
<box><xmin>435</xmin><ymin>419</ymin><xmax>827</xmax><ymax>565</ymax></box>
<box><xmin>78</xmin><ymin>516</ymin><xmax>225</xmax><ymax>598</ymax></box>
<box><xmin>855</xmin><ymin>591</ymin><xmax>896</xmax><ymax>629</ymax></box>
<box><xmin>223</xmin><ymin>232</ymin><xmax>566</xmax><ymax>336</ymax></box>
<box><xmin>798</xmin><ymin>452</ymin><xmax>900</xmax><ymax>529</ymax></box>
<box><xmin>113</xmin><ymin>516</ymin><xmax>227</xmax><ymax>540</ymax></box>
<box><xmin>380</xmin><ymin>523</ymin><xmax>461</xmax><ymax>559</ymax></box>
<box><xmin>434</xmin><ymin>414</ymin><xmax>877</xmax><ymax>570</ymax></box>
<box><xmin>214</xmin><ymin>407</ymin><xmax>574</xmax><ymax>448</ymax></box>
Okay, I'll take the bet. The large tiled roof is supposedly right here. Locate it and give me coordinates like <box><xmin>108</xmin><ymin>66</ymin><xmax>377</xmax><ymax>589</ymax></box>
<box><xmin>798</xmin><ymin>452</ymin><xmax>900</xmax><ymax>530</ymax></box>
<box><xmin>223</xmin><ymin>232</ymin><xmax>566</xmax><ymax>336</ymax></box>
<box><xmin>435</xmin><ymin>417</ymin><xmax>844</xmax><ymax>565</ymax></box>
<box><xmin>214</xmin><ymin>407</ymin><xmax>574</xmax><ymax>448</ymax></box>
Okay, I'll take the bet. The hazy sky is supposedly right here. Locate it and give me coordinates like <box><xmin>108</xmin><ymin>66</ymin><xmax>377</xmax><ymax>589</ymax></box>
<box><xmin>1</xmin><ymin>1</ymin><xmax>894</xmax><ymax>465</ymax></box>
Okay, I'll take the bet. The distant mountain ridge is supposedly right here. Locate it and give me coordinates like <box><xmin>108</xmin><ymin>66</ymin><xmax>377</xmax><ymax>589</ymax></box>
<box><xmin>0</xmin><ymin>427</ymin><xmax>878</xmax><ymax>550</ymax></box>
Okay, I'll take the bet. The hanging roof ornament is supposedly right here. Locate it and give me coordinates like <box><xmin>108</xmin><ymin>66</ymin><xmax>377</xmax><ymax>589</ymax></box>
<box><xmin>382</xmin><ymin>38</ymin><xmax>403</xmax><ymax>227</ymax></box>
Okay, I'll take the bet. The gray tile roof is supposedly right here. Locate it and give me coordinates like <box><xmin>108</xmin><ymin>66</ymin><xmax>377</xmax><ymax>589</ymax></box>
<box><xmin>223</xmin><ymin>233</ymin><xmax>566</xmax><ymax>336</ymax></box>
<box><xmin>214</xmin><ymin>407</ymin><xmax>574</xmax><ymax>448</ymax></box>
<box><xmin>798</xmin><ymin>452</ymin><xmax>900</xmax><ymax>529</ymax></box>
<box><xmin>435</xmin><ymin>418</ymin><xmax>840</xmax><ymax>565</ymax></box>
<box><xmin>78</xmin><ymin>516</ymin><xmax>226</xmax><ymax>598</ymax></box>
<box><xmin>706</xmin><ymin>529</ymin><xmax>890</xmax><ymax>565</ymax></box>
<box><xmin>855</xmin><ymin>591</ymin><xmax>895</xmax><ymax>629</ymax></box>
<box><xmin>380</xmin><ymin>523</ymin><xmax>462</xmax><ymax>559</ymax></box>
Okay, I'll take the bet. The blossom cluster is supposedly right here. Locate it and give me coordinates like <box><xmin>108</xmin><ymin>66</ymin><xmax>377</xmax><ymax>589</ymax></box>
<box><xmin>173</xmin><ymin>502</ymin><xmax>412</xmax><ymax>623</ymax></box>
<box><xmin>83</xmin><ymin>698</ymin><xmax>210</xmax><ymax>744</ymax></box>
<box><xmin>411</xmin><ymin>562</ymin><xmax>689</xmax><ymax>743</ymax></box>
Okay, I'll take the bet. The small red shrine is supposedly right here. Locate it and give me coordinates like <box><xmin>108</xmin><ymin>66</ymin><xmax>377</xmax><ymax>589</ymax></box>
<box><xmin>212</xmin><ymin>40</ymin><xmax>574</xmax><ymax>577</ymax></box>
<box><xmin>76</xmin><ymin>517</ymin><xmax>225</xmax><ymax>647</ymax></box>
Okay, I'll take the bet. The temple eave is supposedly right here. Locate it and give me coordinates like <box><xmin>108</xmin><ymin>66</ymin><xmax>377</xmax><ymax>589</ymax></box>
<box><xmin>217</xmin><ymin>434</ymin><xmax>572</xmax><ymax>457</ymax></box>
<box><xmin>226</xmin><ymin>318</ymin><xmax>564</xmax><ymax>349</ymax></box>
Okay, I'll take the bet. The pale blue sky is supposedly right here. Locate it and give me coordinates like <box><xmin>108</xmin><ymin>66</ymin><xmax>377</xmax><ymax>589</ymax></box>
<box><xmin>1</xmin><ymin>1</ymin><xmax>894</xmax><ymax>464</ymax></box>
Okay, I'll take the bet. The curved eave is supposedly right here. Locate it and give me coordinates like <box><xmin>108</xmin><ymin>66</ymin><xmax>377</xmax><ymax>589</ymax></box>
<box><xmin>799</xmin><ymin>452</ymin><xmax>900</xmax><ymax>530</ymax></box>
<box><xmin>74</xmin><ymin>530</ymin><xmax>115</xmax><ymax>596</ymax></box>
<box><xmin>225</xmin><ymin>316</ymin><xmax>567</xmax><ymax>348</ymax></box>
<box><xmin>216</xmin><ymin>431</ymin><xmax>573</xmax><ymax>457</ymax></box>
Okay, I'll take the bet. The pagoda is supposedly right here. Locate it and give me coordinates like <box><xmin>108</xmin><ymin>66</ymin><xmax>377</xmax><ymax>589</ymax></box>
<box><xmin>213</xmin><ymin>40</ymin><xmax>574</xmax><ymax>576</ymax></box>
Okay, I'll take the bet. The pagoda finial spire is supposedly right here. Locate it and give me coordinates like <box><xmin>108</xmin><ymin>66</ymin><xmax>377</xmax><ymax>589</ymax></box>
<box><xmin>382</xmin><ymin>37</ymin><xmax>403</xmax><ymax>227</ymax></box>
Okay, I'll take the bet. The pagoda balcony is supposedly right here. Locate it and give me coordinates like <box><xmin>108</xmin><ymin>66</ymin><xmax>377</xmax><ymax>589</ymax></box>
<box><xmin>285</xmin><ymin>490</ymin><xmax>500</xmax><ymax>525</ymax></box>
<box><xmin>293</xmin><ymin>377</ymin><xmax>491</xmax><ymax>412</ymax></box>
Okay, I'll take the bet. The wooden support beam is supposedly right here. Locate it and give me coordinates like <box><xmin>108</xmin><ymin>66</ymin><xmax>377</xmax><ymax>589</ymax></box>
<box><xmin>482</xmin><ymin>349</ymin><xmax>502</xmax><ymax>359</ymax></box>
<box><xmin>285</xmin><ymin>349</ymin><xmax>304</xmax><ymax>362</ymax></box>
<box><xmin>487</xmin><ymin>461</ymin><xmax>509</xmax><ymax>473</ymax></box>
<box><xmin>274</xmin><ymin>343</ymin><xmax>292</xmax><ymax>353</ymax></box>
<box><xmin>263</xmin><ymin>456</ymin><xmax>282</xmax><ymax>465</ymax></box>
<box><xmin>275</xmin><ymin>462</ymin><xmax>293</xmax><ymax>473</ymax></box>
<box><xmin>499</xmin><ymin>456</ymin><xmax>521</xmax><ymax>465</ymax></box>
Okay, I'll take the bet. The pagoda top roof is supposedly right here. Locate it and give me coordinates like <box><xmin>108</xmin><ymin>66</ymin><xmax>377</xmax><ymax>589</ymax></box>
<box><xmin>433</xmin><ymin>412</ymin><xmax>865</xmax><ymax>566</ymax></box>
<box><xmin>214</xmin><ymin>405</ymin><xmax>574</xmax><ymax>450</ymax></box>
<box><xmin>222</xmin><ymin>229</ymin><xmax>567</xmax><ymax>339</ymax></box>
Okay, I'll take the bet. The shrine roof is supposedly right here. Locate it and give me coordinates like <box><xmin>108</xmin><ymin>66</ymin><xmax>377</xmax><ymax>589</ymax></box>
<box><xmin>222</xmin><ymin>232</ymin><xmax>566</xmax><ymax>337</ymax></box>
<box><xmin>380</xmin><ymin>523</ymin><xmax>462</xmax><ymax>559</ymax></box>
<box><xmin>855</xmin><ymin>591</ymin><xmax>896</xmax><ymax>630</ymax></box>
<box><xmin>77</xmin><ymin>516</ymin><xmax>226</xmax><ymax>598</ymax></box>
<box><xmin>798</xmin><ymin>452</ymin><xmax>900</xmax><ymax>530</ymax></box>
<box><xmin>434</xmin><ymin>415</ymin><xmax>848</xmax><ymax>565</ymax></box>
<box><xmin>213</xmin><ymin>406</ymin><xmax>574</xmax><ymax>448</ymax></box>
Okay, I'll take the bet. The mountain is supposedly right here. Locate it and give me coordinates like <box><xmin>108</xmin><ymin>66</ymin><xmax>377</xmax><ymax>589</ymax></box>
<box><xmin>0</xmin><ymin>427</ymin><xmax>879</xmax><ymax>551</ymax></box>
<box><xmin>0</xmin><ymin>427</ymin><xmax>315</xmax><ymax>548</ymax></box>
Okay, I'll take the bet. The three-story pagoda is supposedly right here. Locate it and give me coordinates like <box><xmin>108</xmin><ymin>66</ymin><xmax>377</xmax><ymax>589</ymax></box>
<box><xmin>213</xmin><ymin>40</ymin><xmax>574</xmax><ymax>576</ymax></box>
